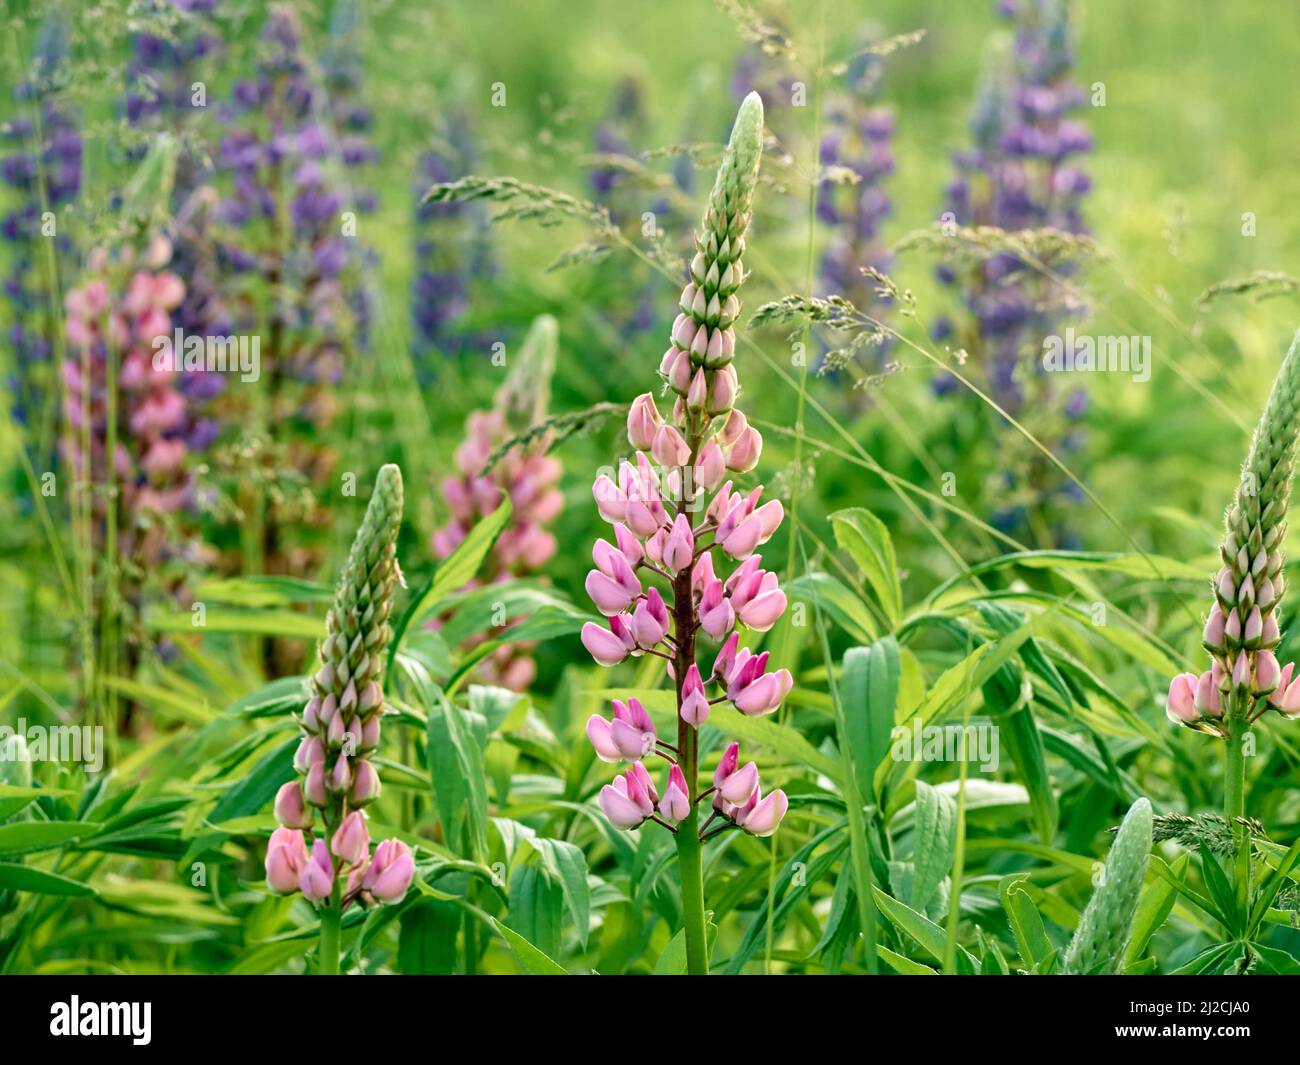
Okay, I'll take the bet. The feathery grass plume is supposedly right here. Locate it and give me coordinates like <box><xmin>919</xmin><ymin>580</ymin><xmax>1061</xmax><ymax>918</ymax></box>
<box><xmin>266</xmin><ymin>465</ymin><xmax>414</xmax><ymax>973</ymax></box>
<box><xmin>1061</xmin><ymin>797</ymin><xmax>1152</xmax><ymax>974</ymax></box>
<box><xmin>1145</xmin><ymin>812</ymin><xmax>1267</xmax><ymax>856</ymax></box>
<box><xmin>1166</xmin><ymin>330</ymin><xmax>1300</xmax><ymax>731</ymax></box>
<box><xmin>1196</xmin><ymin>271</ymin><xmax>1300</xmax><ymax>311</ymax></box>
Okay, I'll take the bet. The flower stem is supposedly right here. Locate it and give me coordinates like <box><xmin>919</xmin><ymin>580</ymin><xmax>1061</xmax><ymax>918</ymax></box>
<box><xmin>674</xmin><ymin>802</ymin><xmax>709</xmax><ymax>974</ymax></box>
<box><xmin>319</xmin><ymin>884</ymin><xmax>341</xmax><ymax>975</ymax></box>
<box><xmin>1224</xmin><ymin>709</ymin><xmax>1250</xmax><ymax>921</ymax></box>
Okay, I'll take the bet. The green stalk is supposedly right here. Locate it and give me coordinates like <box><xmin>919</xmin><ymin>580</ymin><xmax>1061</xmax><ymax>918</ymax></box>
<box><xmin>319</xmin><ymin>884</ymin><xmax>341</xmax><ymax>976</ymax></box>
<box><xmin>672</xmin><ymin>531</ymin><xmax>708</xmax><ymax>976</ymax></box>
<box><xmin>674</xmin><ymin>801</ymin><xmax>708</xmax><ymax>975</ymax></box>
<box><xmin>1224</xmin><ymin>705</ymin><xmax>1249</xmax><ymax>920</ymax></box>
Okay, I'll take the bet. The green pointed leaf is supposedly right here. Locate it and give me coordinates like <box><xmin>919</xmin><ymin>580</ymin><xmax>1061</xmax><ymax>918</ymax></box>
<box><xmin>0</xmin><ymin>863</ymin><xmax>96</xmax><ymax>896</ymax></box>
<box><xmin>0</xmin><ymin>821</ymin><xmax>98</xmax><ymax>855</ymax></box>
<box><xmin>840</xmin><ymin>638</ymin><xmax>899</xmax><ymax>799</ymax></box>
<box><xmin>491</xmin><ymin>916</ymin><xmax>568</xmax><ymax>974</ymax></box>
<box><xmin>830</xmin><ymin>508</ymin><xmax>902</xmax><ymax>624</ymax></box>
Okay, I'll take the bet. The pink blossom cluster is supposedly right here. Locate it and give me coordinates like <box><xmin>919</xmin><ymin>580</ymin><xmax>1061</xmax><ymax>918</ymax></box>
<box><xmin>63</xmin><ymin>239</ymin><xmax>194</xmax><ymax>527</ymax></box>
<box><xmin>265</xmin><ymin>685</ymin><xmax>416</xmax><ymax>908</ymax></box>
<box><xmin>433</xmin><ymin>407</ymin><xmax>563</xmax><ymax>689</ymax></box>
<box><xmin>580</xmin><ymin>326</ymin><xmax>790</xmax><ymax>839</ymax></box>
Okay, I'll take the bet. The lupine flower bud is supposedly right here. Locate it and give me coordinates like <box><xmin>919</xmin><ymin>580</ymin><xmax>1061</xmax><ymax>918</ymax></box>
<box><xmin>652</xmin><ymin>424</ymin><xmax>691</xmax><ymax>467</ymax></box>
<box><xmin>330</xmin><ymin>755</ymin><xmax>352</xmax><ymax>794</ymax></box>
<box><xmin>1165</xmin><ymin>673</ymin><xmax>1199</xmax><ymax>724</ymax></box>
<box><xmin>662</xmin><ymin>514</ymin><xmax>695</xmax><ymax>573</ymax></box>
<box><xmin>659</xmin><ymin>765</ymin><xmax>691</xmax><ymax>823</ymax></box>
<box><xmin>1194</xmin><ymin>670</ymin><xmax>1222</xmax><ymax>717</ymax></box>
<box><xmin>724</xmin><ymin>425</ymin><xmax>763</xmax><ymax>473</ymax></box>
<box><xmin>1256</xmin><ymin>649</ymin><xmax>1282</xmax><ymax>694</ymax></box>
<box><xmin>680</xmin><ymin>664</ymin><xmax>711</xmax><ymax>726</ymax></box>
<box><xmin>608</xmin><ymin>697</ymin><xmax>657</xmax><ymax>760</ymax></box>
<box><xmin>1270</xmin><ymin>662</ymin><xmax>1296</xmax><ymax>706</ymax></box>
<box><xmin>709</xmin><ymin>365</ymin><xmax>738</xmax><ymax>414</ymax></box>
<box><xmin>582</xmin><ymin>620</ymin><xmax>633</xmax><ymax>666</ymax></box>
<box><xmin>1231</xmin><ymin>651</ymin><xmax>1251</xmax><ymax>692</ymax></box>
<box><xmin>1263</xmin><ymin>613</ymin><xmax>1281</xmax><ymax>646</ymax></box>
<box><xmin>599</xmin><ymin>765</ymin><xmax>656</xmax><ymax>829</ymax></box>
<box><xmin>331</xmin><ymin>811</ymin><xmax>371</xmax><ymax>866</ymax></box>
<box><xmin>697</xmin><ymin>440</ymin><xmax>726</xmax><ymax>491</ymax></box>
<box><xmin>713</xmin><ymin>631</ymin><xmax>740</xmax><ymax>681</ymax></box>
<box><xmin>631</xmin><ymin>587</ymin><xmax>670</xmax><ymax>648</ymax></box>
<box><xmin>300</xmin><ymin>840</ymin><xmax>335</xmax><ymax>901</ymax></box>
<box><xmin>627</xmin><ymin>392</ymin><xmax>662</xmax><ymax>450</ymax></box>
<box><xmin>736</xmin><ymin>787</ymin><xmax>788</xmax><ymax>837</ymax></box>
<box><xmin>266</xmin><ymin>828</ymin><xmax>309</xmax><ymax>895</ymax></box>
<box><xmin>687</xmin><ymin>368</ymin><xmax>709</xmax><ymax>412</ymax></box>
<box><xmin>1223</xmin><ymin>608</ymin><xmax>1242</xmax><ymax>646</ymax></box>
<box><xmin>699</xmin><ymin>579</ymin><xmax>736</xmax><ymax>640</ymax></box>
<box><xmin>295</xmin><ymin>736</ymin><xmax>324</xmax><ymax>775</ymax></box>
<box><xmin>1202</xmin><ymin>605</ymin><xmax>1227</xmax><ymax>654</ymax></box>
<box><xmin>274</xmin><ymin>781</ymin><xmax>313</xmax><ymax>830</ymax></box>
<box><xmin>361</xmin><ymin>839</ymin><xmax>415</xmax><ymax>904</ymax></box>
<box><xmin>304</xmin><ymin>761</ymin><xmax>329</xmax><ymax>807</ymax></box>
<box><xmin>719</xmin><ymin>759</ymin><xmax>759</xmax><ymax>804</ymax></box>
<box><xmin>593</xmin><ymin>474</ymin><xmax>626</xmax><ymax>522</ymax></box>
<box><xmin>350</xmin><ymin>760</ymin><xmax>381</xmax><ymax>806</ymax></box>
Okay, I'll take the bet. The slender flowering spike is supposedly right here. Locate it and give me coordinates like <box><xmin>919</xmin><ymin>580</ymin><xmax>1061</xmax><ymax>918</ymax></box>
<box><xmin>269</xmin><ymin>465</ymin><xmax>404</xmax><ymax>924</ymax></box>
<box><xmin>581</xmin><ymin>94</ymin><xmax>785</xmax><ymax>971</ymax></box>
<box><xmin>933</xmin><ymin>1</ymin><xmax>1092</xmax><ymax>531</ymax></box>
<box><xmin>1170</xmin><ymin>332</ymin><xmax>1300</xmax><ymax>732</ymax></box>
